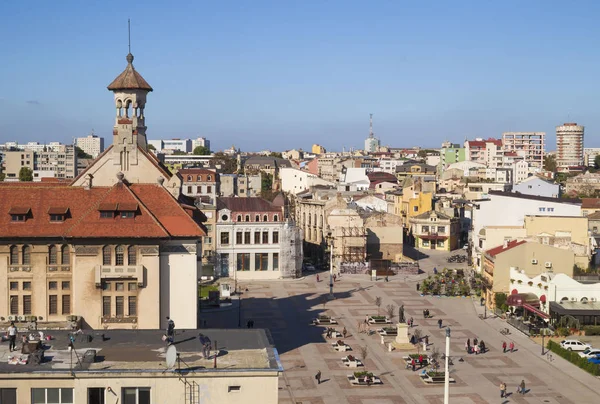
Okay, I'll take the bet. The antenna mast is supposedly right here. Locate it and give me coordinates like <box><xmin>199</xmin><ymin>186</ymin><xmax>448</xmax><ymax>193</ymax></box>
<box><xmin>369</xmin><ymin>113</ymin><xmax>374</xmax><ymax>138</ymax></box>
<box><xmin>128</xmin><ymin>19</ymin><xmax>131</xmax><ymax>53</ymax></box>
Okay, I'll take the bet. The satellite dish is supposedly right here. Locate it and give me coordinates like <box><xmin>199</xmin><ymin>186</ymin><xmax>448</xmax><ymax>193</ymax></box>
<box><xmin>166</xmin><ymin>345</ymin><xmax>177</xmax><ymax>369</ymax></box>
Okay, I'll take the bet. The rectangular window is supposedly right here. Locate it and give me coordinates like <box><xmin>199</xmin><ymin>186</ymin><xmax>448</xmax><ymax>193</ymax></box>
<box><xmin>203</xmin><ymin>236</ymin><xmax>212</xmax><ymax>244</ymax></box>
<box><xmin>273</xmin><ymin>253</ymin><xmax>279</xmax><ymax>270</ymax></box>
<box><xmin>103</xmin><ymin>296</ymin><xmax>111</xmax><ymax>316</ymax></box>
<box><xmin>548</xmin><ymin>207</ymin><xmax>554</xmax><ymax>212</ymax></box>
<box><xmin>116</xmin><ymin>296</ymin><xmax>124</xmax><ymax>316</ymax></box>
<box><xmin>120</xmin><ymin>211</ymin><xmax>135</xmax><ymax>219</ymax></box>
<box><xmin>262</xmin><ymin>231</ymin><xmax>269</xmax><ymax>244</ymax></box>
<box><xmin>254</xmin><ymin>231</ymin><xmax>261</xmax><ymax>244</ymax></box>
<box><xmin>49</xmin><ymin>295</ymin><xmax>58</xmax><ymax>315</ymax></box>
<box><xmin>23</xmin><ymin>295</ymin><xmax>31</xmax><ymax>315</ymax></box>
<box><xmin>236</xmin><ymin>232</ymin><xmax>243</xmax><ymax>244</ymax></box>
<box><xmin>62</xmin><ymin>281</ymin><xmax>70</xmax><ymax>290</ymax></box>
<box><xmin>50</xmin><ymin>214</ymin><xmax>65</xmax><ymax>222</ymax></box>
<box><xmin>244</xmin><ymin>231</ymin><xmax>251</xmax><ymax>244</ymax></box>
<box><xmin>422</xmin><ymin>226</ymin><xmax>429</xmax><ymax>233</ymax></box>
<box><xmin>422</xmin><ymin>239</ymin><xmax>430</xmax><ymax>247</ymax></box>
<box><xmin>220</xmin><ymin>232</ymin><xmax>230</xmax><ymax>245</ymax></box>
<box><xmin>87</xmin><ymin>387</ymin><xmax>105</xmax><ymax>404</ymax></box>
<box><xmin>0</xmin><ymin>388</ymin><xmax>16</xmax><ymax>404</ymax></box>
<box><xmin>11</xmin><ymin>214</ymin><xmax>26</xmax><ymax>222</ymax></box>
<box><xmin>9</xmin><ymin>281</ymin><xmax>18</xmax><ymax>291</ymax></box>
<box><xmin>122</xmin><ymin>388</ymin><xmax>150</xmax><ymax>404</ymax></box>
<box><xmin>62</xmin><ymin>295</ymin><xmax>71</xmax><ymax>315</ymax></box>
<box><xmin>207</xmin><ymin>185</ymin><xmax>212</xmax><ymax>193</ymax></box>
<box><xmin>255</xmin><ymin>253</ymin><xmax>269</xmax><ymax>271</ymax></box>
<box><xmin>272</xmin><ymin>231</ymin><xmax>279</xmax><ymax>244</ymax></box>
<box><xmin>539</xmin><ymin>207</ymin><xmax>546</xmax><ymax>212</ymax></box>
<box><xmin>116</xmin><ymin>282</ymin><xmax>125</xmax><ymax>291</ymax></box>
<box><xmin>100</xmin><ymin>211</ymin><xmax>114</xmax><ymax>218</ymax></box>
<box><xmin>228</xmin><ymin>386</ymin><xmax>241</xmax><ymax>393</ymax></box>
<box><xmin>129</xmin><ymin>296</ymin><xmax>137</xmax><ymax>316</ymax></box>
<box><xmin>128</xmin><ymin>247</ymin><xmax>137</xmax><ymax>265</ymax></box>
<box><xmin>437</xmin><ymin>226</ymin><xmax>446</xmax><ymax>233</ymax></box>
<box><xmin>10</xmin><ymin>296</ymin><xmax>18</xmax><ymax>315</ymax></box>
<box><xmin>128</xmin><ymin>282</ymin><xmax>138</xmax><ymax>291</ymax></box>
<box><xmin>102</xmin><ymin>281</ymin><xmax>111</xmax><ymax>291</ymax></box>
<box><xmin>196</xmin><ymin>186</ymin><xmax>201</xmax><ymax>193</ymax></box>
<box><xmin>237</xmin><ymin>253</ymin><xmax>250</xmax><ymax>271</ymax></box>
<box><xmin>32</xmin><ymin>388</ymin><xmax>73</xmax><ymax>403</ymax></box>
<box><xmin>187</xmin><ymin>186</ymin><xmax>192</xmax><ymax>193</ymax></box>
<box><xmin>23</xmin><ymin>281</ymin><xmax>31</xmax><ymax>290</ymax></box>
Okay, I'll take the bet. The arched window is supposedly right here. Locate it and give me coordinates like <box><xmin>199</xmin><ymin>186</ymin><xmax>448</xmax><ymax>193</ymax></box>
<box><xmin>102</xmin><ymin>246</ymin><xmax>112</xmax><ymax>266</ymax></box>
<box><xmin>245</xmin><ymin>215</ymin><xmax>250</xmax><ymax>222</ymax></box>
<box><xmin>255</xmin><ymin>215</ymin><xmax>260</xmax><ymax>222</ymax></box>
<box><xmin>9</xmin><ymin>246</ymin><xmax>18</xmax><ymax>265</ymax></box>
<box><xmin>128</xmin><ymin>246</ymin><xmax>137</xmax><ymax>265</ymax></box>
<box><xmin>197</xmin><ymin>175</ymin><xmax>201</xmax><ymax>181</ymax></box>
<box><xmin>22</xmin><ymin>245</ymin><xmax>31</xmax><ymax>265</ymax></box>
<box><xmin>274</xmin><ymin>215</ymin><xmax>279</xmax><ymax>222</ymax></box>
<box><xmin>61</xmin><ymin>245</ymin><xmax>70</xmax><ymax>265</ymax></box>
<box><xmin>207</xmin><ymin>175</ymin><xmax>212</xmax><ymax>181</ymax></box>
<box><xmin>187</xmin><ymin>175</ymin><xmax>192</xmax><ymax>181</ymax></box>
<box><xmin>48</xmin><ymin>245</ymin><xmax>57</xmax><ymax>265</ymax></box>
<box><xmin>115</xmin><ymin>245</ymin><xmax>124</xmax><ymax>266</ymax></box>
<box><xmin>263</xmin><ymin>215</ymin><xmax>268</xmax><ymax>222</ymax></box>
<box><xmin>237</xmin><ymin>215</ymin><xmax>242</xmax><ymax>222</ymax></box>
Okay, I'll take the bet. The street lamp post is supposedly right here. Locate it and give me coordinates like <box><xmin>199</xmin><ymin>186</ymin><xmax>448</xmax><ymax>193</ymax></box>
<box><xmin>328</xmin><ymin>235</ymin><xmax>334</xmax><ymax>300</ymax></box>
<box><xmin>444</xmin><ymin>327</ymin><xmax>451</xmax><ymax>404</ymax></box>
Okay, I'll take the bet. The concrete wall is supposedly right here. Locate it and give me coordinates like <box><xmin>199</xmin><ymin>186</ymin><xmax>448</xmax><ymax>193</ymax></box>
<box><xmin>0</xmin><ymin>371</ymin><xmax>279</xmax><ymax>404</ymax></box>
<box><xmin>513</xmin><ymin>177</ymin><xmax>559</xmax><ymax>198</ymax></box>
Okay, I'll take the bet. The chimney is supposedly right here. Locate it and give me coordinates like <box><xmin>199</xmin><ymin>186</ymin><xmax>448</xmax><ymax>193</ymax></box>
<box><xmin>503</xmin><ymin>239</ymin><xmax>509</xmax><ymax>249</ymax></box>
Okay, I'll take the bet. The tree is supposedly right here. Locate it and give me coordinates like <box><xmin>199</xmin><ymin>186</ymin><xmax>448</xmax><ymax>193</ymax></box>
<box><xmin>417</xmin><ymin>150</ymin><xmax>428</xmax><ymax>159</ymax></box>
<box><xmin>211</xmin><ymin>152</ymin><xmax>237</xmax><ymax>174</ymax></box>
<box><xmin>269</xmin><ymin>152</ymin><xmax>283</xmax><ymax>159</ymax></box>
<box><xmin>544</xmin><ymin>154</ymin><xmax>557</xmax><ymax>172</ymax></box>
<box><xmin>359</xmin><ymin>345</ymin><xmax>368</xmax><ymax>368</ymax></box>
<box><xmin>193</xmin><ymin>146</ymin><xmax>210</xmax><ymax>155</ymax></box>
<box><xmin>374</xmin><ymin>297</ymin><xmax>382</xmax><ymax>315</ymax></box>
<box><xmin>385</xmin><ymin>304</ymin><xmax>396</xmax><ymax>320</ymax></box>
<box><xmin>19</xmin><ymin>167</ymin><xmax>33</xmax><ymax>182</ymax></box>
<box><xmin>147</xmin><ymin>144</ymin><xmax>156</xmax><ymax>151</ymax></box>
<box><xmin>0</xmin><ymin>171</ymin><xmax>5</xmax><ymax>182</ymax></box>
<box><xmin>75</xmin><ymin>146</ymin><xmax>92</xmax><ymax>159</ymax></box>
<box><xmin>595</xmin><ymin>155</ymin><xmax>600</xmax><ymax>170</ymax></box>
<box><xmin>430</xmin><ymin>347</ymin><xmax>441</xmax><ymax>372</ymax></box>
<box><xmin>172</xmin><ymin>150</ymin><xmax>187</xmax><ymax>155</ymax></box>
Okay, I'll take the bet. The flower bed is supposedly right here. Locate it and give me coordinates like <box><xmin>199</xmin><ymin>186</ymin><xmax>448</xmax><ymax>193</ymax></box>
<box><xmin>547</xmin><ymin>340</ymin><xmax>600</xmax><ymax>376</ymax></box>
<box><xmin>353</xmin><ymin>371</ymin><xmax>373</xmax><ymax>378</ymax></box>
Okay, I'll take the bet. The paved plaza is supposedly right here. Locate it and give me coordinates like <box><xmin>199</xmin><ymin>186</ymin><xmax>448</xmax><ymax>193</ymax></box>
<box><xmin>201</xmin><ymin>263</ymin><xmax>600</xmax><ymax>403</ymax></box>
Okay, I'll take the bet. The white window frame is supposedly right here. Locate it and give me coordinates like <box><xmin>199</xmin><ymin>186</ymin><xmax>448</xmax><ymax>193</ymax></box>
<box><xmin>122</xmin><ymin>387</ymin><xmax>151</xmax><ymax>404</ymax></box>
<box><xmin>31</xmin><ymin>388</ymin><xmax>74</xmax><ymax>404</ymax></box>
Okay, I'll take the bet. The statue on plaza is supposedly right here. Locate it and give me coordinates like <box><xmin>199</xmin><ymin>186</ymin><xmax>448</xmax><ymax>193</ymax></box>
<box><xmin>399</xmin><ymin>305</ymin><xmax>405</xmax><ymax>323</ymax></box>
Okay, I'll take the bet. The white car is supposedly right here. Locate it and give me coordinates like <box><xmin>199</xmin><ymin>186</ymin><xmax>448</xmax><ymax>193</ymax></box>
<box><xmin>560</xmin><ymin>340</ymin><xmax>591</xmax><ymax>352</ymax></box>
<box><xmin>578</xmin><ymin>348</ymin><xmax>600</xmax><ymax>358</ymax></box>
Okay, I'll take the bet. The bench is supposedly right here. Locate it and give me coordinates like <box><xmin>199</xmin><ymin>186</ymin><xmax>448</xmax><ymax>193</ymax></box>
<box><xmin>332</xmin><ymin>341</ymin><xmax>350</xmax><ymax>352</ymax></box>
<box><xmin>342</xmin><ymin>355</ymin><xmax>363</xmax><ymax>368</ymax></box>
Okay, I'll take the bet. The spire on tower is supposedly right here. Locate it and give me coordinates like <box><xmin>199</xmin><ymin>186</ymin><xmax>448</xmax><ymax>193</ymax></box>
<box><xmin>369</xmin><ymin>113</ymin><xmax>374</xmax><ymax>138</ymax></box>
<box><xmin>128</xmin><ymin>18</ymin><xmax>131</xmax><ymax>54</ymax></box>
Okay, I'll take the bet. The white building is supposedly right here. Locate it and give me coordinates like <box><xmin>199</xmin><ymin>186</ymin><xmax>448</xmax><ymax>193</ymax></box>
<box><xmin>147</xmin><ymin>138</ymin><xmax>193</xmax><ymax>153</ymax></box>
<box><xmin>339</xmin><ymin>167</ymin><xmax>370</xmax><ymax>191</ymax></box>
<box><xmin>502</xmin><ymin>132</ymin><xmax>545</xmax><ymax>168</ymax></box>
<box><xmin>513</xmin><ymin>176</ymin><xmax>560</xmax><ymax>198</ymax></box>
<box><xmin>512</xmin><ymin>160</ymin><xmax>529</xmax><ymax>184</ymax></box>
<box><xmin>584</xmin><ymin>148</ymin><xmax>600</xmax><ymax>167</ymax></box>
<box><xmin>378</xmin><ymin>158</ymin><xmax>407</xmax><ymax>174</ymax></box>
<box><xmin>472</xmin><ymin>191</ymin><xmax>581</xmax><ymax>267</ymax></box>
<box><xmin>447</xmin><ymin>160</ymin><xmax>486</xmax><ymax>176</ymax></box>
<box><xmin>280</xmin><ymin>167</ymin><xmax>335</xmax><ymax>195</ymax></box>
<box><xmin>76</xmin><ymin>133</ymin><xmax>105</xmax><ymax>158</ymax></box>
<box><xmin>215</xmin><ymin>197</ymin><xmax>302</xmax><ymax>280</ymax></box>
<box><xmin>192</xmin><ymin>136</ymin><xmax>211</xmax><ymax>152</ymax></box>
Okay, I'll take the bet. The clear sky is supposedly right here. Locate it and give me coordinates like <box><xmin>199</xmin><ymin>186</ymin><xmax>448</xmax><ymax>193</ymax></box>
<box><xmin>1</xmin><ymin>1</ymin><xmax>599</xmax><ymax>152</ymax></box>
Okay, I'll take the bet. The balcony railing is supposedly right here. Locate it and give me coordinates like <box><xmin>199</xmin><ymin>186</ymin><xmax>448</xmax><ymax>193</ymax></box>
<box><xmin>8</xmin><ymin>265</ymin><xmax>32</xmax><ymax>273</ymax></box>
<box><xmin>47</xmin><ymin>265</ymin><xmax>71</xmax><ymax>272</ymax></box>
<box><xmin>95</xmin><ymin>265</ymin><xmax>144</xmax><ymax>288</ymax></box>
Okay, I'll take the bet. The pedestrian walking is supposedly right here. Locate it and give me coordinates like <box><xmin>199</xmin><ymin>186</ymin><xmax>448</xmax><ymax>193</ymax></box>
<box><xmin>467</xmin><ymin>338</ymin><xmax>471</xmax><ymax>348</ymax></box>
<box><xmin>409</xmin><ymin>317</ymin><xmax>413</xmax><ymax>328</ymax></box>
<box><xmin>422</xmin><ymin>340</ymin><xmax>427</xmax><ymax>352</ymax></box>
<box><xmin>500</xmin><ymin>382</ymin><xmax>506</xmax><ymax>398</ymax></box>
<box><xmin>385</xmin><ymin>275</ymin><xmax>389</xmax><ymax>282</ymax></box>
<box><xmin>473</xmin><ymin>337</ymin><xmax>478</xmax><ymax>347</ymax></box>
<box><xmin>315</xmin><ymin>370</ymin><xmax>322</xmax><ymax>385</ymax></box>
<box><xmin>411</xmin><ymin>358</ymin><xmax>416</xmax><ymax>371</ymax></box>
<box><xmin>342</xmin><ymin>327</ymin><xmax>348</xmax><ymax>338</ymax></box>
<box><xmin>333</xmin><ymin>274</ymin><xmax>337</xmax><ymax>282</ymax></box>
<box><xmin>425</xmin><ymin>335</ymin><xmax>429</xmax><ymax>345</ymax></box>
<box><xmin>465</xmin><ymin>341</ymin><xmax>469</xmax><ymax>353</ymax></box>
<box><xmin>509</xmin><ymin>341</ymin><xmax>515</xmax><ymax>353</ymax></box>
<box><xmin>438</xmin><ymin>319</ymin><xmax>443</xmax><ymax>328</ymax></box>
<box><xmin>502</xmin><ymin>341</ymin><xmax>507</xmax><ymax>353</ymax></box>
<box><xmin>7</xmin><ymin>322</ymin><xmax>17</xmax><ymax>352</ymax></box>
<box><xmin>316</xmin><ymin>274</ymin><xmax>320</xmax><ymax>282</ymax></box>
<box><xmin>474</xmin><ymin>344</ymin><xmax>479</xmax><ymax>355</ymax></box>
<box><xmin>518</xmin><ymin>379</ymin><xmax>526</xmax><ymax>395</ymax></box>
<box><xmin>423</xmin><ymin>309</ymin><xmax>427</xmax><ymax>319</ymax></box>
<box><xmin>480</xmin><ymin>340</ymin><xmax>486</xmax><ymax>353</ymax></box>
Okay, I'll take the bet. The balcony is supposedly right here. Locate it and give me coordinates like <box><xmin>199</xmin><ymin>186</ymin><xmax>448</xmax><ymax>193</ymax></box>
<box><xmin>47</xmin><ymin>265</ymin><xmax>71</xmax><ymax>273</ymax></box>
<box><xmin>95</xmin><ymin>265</ymin><xmax>144</xmax><ymax>288</ymax></box>
<box><xmin>8</xmin><ymin>265</ymin><xmax>32</xmax><ymax>273</ymax></box>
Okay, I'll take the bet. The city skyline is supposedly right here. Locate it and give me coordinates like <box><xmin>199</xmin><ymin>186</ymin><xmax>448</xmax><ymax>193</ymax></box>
<box><xmin>1</xmin><ymin>1</ymin><xmax>600</xmax><ymax>151</ymax></box>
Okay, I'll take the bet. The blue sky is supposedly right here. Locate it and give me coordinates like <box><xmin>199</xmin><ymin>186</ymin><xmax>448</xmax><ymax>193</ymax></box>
<box><xmin>1</xmin><ymin>1</ymin><xmax>599</xmax><ymax>152</ymax></box>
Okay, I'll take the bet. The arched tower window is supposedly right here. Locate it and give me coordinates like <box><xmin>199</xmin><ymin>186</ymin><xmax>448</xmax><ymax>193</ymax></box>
<box><xmin>263</xmin><ymin>215</ymin><xmax>268</xmax><ymax>222</ymax></box>
<box><xmin>115</xmin><ymin>245</ymin><xmax>124</xmax><ymax>266</ymax></box>
<box><xmin>103</xmin><ymin>246</ymin><xmax>112</xmax><ymax>266</ymax></box>
<box><xmin>9</xmin><ymin>246</ymin><xmax>18</xmax><ymax>265</ymax></box>
<box><xmin>48</xmin><ymin>245</ymin><xmax>57</xmax><ymax>265</ymax></box>
<box><xmin>255</xmin><ymin>215</ymin><xmax>260</xmax><ymax>222</ymax></box>
<box><xmin>22</xmin><ymin>245</ymin><xmax>31</xmax><ymax>265</ymax></box>
<box><xmin>61</xmin><ymin>245</ymin><xmax>70</xmax><ymax>265</ymax></box>
<box><xmin>274</xmin><ymin>215</ymin><xmax>279</xmax><ymax>222</ymax></box>
<box><xmin>128</xmin><ymin>246</ymin><xmax>137</xmax><ymax>265</ymax></box>
<box><xmin>237</xmin><ymin>215</ymin><xmax>242</xmax><ymax>222</ymax></box>
<box><xmin>245</xmin><ymin>215</ymin><xmax>250</xmax><ymax>222</ymax></box>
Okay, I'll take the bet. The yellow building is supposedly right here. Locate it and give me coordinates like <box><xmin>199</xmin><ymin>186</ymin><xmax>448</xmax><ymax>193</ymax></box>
<box><xmin>311</xmin><ymin>144</ymin><xmax>326</xmax><ymax>154</ymax></box>
<box><xmin>409</xmin><ymin>210</ymin><xmax>460</xmax><ymax>251</ymax></box>
<box><xmin>393</xmin><ymin>180</ymin><xmax>433</xmax><ymax>229</ymax></box>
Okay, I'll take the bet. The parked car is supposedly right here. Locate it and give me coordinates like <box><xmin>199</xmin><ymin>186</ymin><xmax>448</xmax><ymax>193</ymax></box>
<box><xmin>560</xmin><ymin>340</ymin><xmax>591</xmax><ymax>352</ymax></box>
<box><xmin>303</xmin><ymin>264</ymin><xmax>316</xmax><ymax>272</ymax></box>
<box><xmin>578</xmin><ymin>348</ymin><xmax>600</xmax><ymax>358</ymax></box>
<box><xmin>587</xmin><ymin>354</ymin><xmax>600</xmax><ymax>364</ymax></box>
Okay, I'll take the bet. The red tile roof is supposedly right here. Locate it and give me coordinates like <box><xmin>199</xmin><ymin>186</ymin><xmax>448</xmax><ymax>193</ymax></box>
<box><xmin>107</xmin><ymin>54</ymin><xmax>153</xmax><ymax>91</ymax></box>
<box><xmin>0</xmin><ymin>182</ymin><xmax>204</xmax><ymax>239</ymax></box>
<box><xmin>217</xmin><ymin>197</ymin><xmax>281</xmax><ymax>213</ymax></box>
<box><xmin>485</xmin><ymin>240</ymin><xmax>527</xmax><ymax>258</ymax></box>
<box><xmin>581</xmin><ymin>198</ymin><xmax>600</xmax><ymax>209</ymax></box>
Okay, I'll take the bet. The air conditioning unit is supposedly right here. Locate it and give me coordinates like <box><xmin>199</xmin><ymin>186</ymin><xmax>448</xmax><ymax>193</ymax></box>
<box><xmin>571</xmin><ymin>297</ymin><xmax>577</xmax><ymax>302</ymax></box>
<box><xmin>531</xmin><ymin>259</ymin><xmax>538</xmax><ymax>264</ymax></box>
<box><xmin>544</xmin><ymin>262</ymin><xmax>552</xmax><ymax>268</ymax></box>
<box><xmin>17</xmin><ymin>316</ymin><xmax>24</xmax><ymax>321</ymax></box>
<box><xmin>7</xmin><ymin>316</ymin><xmax>14</xmax><ymax>321</ymax></box>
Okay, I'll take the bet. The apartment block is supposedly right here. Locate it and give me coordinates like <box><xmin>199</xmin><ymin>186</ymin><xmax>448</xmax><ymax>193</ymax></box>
<box><xmin>556</xmin><ymin>123</ymin><xmax>585</xmax><ymax>171</ymax></box>
<box><xmin>502</xmin><ymin>132</ymin><xmax>545</xmax><ymax>168</ymax></box>
<box><xmin>76</xmin><ymin>134</ymin><xmax>105</xmax><ymax>158</ymax></box>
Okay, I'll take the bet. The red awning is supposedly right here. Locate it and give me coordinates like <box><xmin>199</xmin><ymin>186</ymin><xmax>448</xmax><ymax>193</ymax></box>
<box><xmin>523</xmin><ymin>303</ymin><xmax>549</xmax><ymax>319</ymax></box>
<box><xmin>540</xmin><ymin>295</ymin><xmax>546</xmax><ymax>304</ymax></box>
<box><xmin>511</xmin><ymin>289</ymin><xmax>518</xmax><ymax>295</ymax></box>
<box><xmin>507</xmin><ymin>293</ymin><xmax>540</xmax><ymax>307</ymax></box>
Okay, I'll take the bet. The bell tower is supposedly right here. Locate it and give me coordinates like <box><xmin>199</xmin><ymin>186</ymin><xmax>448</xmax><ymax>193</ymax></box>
<box><xmin>107</xmin><ymin>22</ymin><xmax>153</xmax><ymax>171</ymax></box>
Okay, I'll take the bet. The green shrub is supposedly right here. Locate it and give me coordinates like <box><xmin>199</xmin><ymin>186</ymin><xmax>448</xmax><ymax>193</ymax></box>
<box><xmin>353</xmin><ymin>371</ymin><xmax>374</xmax><ymax>378</ymax></box>
<box><xmin>584</xmin><ymin>326</ymin><xmax>600</xmax><ymax>336</ymax></box>
<box><xmin>547</xmin><ymin>340</ymin><xmax>600</xmax><ymax>376</ymax></box>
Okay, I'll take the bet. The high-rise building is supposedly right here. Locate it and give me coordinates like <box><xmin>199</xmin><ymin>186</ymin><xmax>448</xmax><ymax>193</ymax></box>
<box><xmin>311</xmin><ymin>144</ymin><xmax>326</xmax><ymax>154</ymax></box>
<box><xmin>464</xmin><ymin>138</ymin><xmax>503</xmax><ymax>167</ymax></box>
<box><xmin>76</xmin><ymin>133</ymin><xmax>105</xmax><ymax>158</ymax></box>
<box><xmin>501</xmin><ymin>132</ymin><xmax>545</xmax><ymax>168</ymax></box>
<box><xmin>192</xmin><ymin>137</ymin><xmax>210</xmax><ymax>152</ymax></box>
<box><xmin>556</xmin><ymin>123</ymin><xmax>584</xmax><ymax>171</ymax></box>
<box><xmin>2</xmin><ymin>145</ymin><xmax>77</xmax><ymax>180</ymax></box>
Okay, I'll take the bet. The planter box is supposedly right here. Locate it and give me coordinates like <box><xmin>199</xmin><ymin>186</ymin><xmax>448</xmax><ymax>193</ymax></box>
<box><xmin>332</xmin><ymin>341</ymin><xmax>351</xmax><ymax>352</ymax></box>
<box><xmin>342</xmin><ymin>355</ymin><xmax>363</xmax><ymax>368</ymax></box>
<box><xmin>377</xmin><ymin>328</ymin><xmax>398</xmax><ymax>336</ymax></box>
<box><xmin>419</xmin><ymin>372</ymin><xmax>455</xmax><ymax>384</ymax></box>
<box><xmin>313</xmin><ymin>317</ymin><xmax>338</xmax><ymax>325</ymax></box>
<box><xmin>368</xmin><ymin>316</ymin><xmax>392</xmax><ymax>325</ymax></box>
<box><xmin>347</xmin><ymin>374</ymin><xmax>382</xmax><ymax>386</ymax></box>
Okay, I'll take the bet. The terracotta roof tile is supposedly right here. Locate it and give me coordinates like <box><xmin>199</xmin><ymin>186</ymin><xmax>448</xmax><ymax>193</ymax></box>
<box><xmin>47</xmin><ymin>207</ymin><xmax>69</xmax><ymax>215</ymax></box>
<box><xmin>486</xmin><ymin>240</ymin><xmax>527</xmax><ymax>258</ymax></box>
<box><xmin>107</xmin><ymin>54</ymin><xmax>153</xmax><ymax>91</ymax></box>
<box><xmin>582</xmin><ymin>198</ymin><xmax>600</xmax><ymax>209</ymax></box>
<box><xmin>217</xmin><ymin>197</ymin><xmax>281</xmax><ymax>213</ymax></box>
<box><xmin>8</xmin><ymin>207</ymin><xmax>31</xmax><ymax>215</ymax></box>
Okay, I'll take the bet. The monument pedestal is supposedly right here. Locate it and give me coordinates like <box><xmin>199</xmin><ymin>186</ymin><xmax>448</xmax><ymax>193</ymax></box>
<box><xmin>391</xmin><ymin>322</ymin><xmax>414</xmax><ymax>350</ymax></box>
